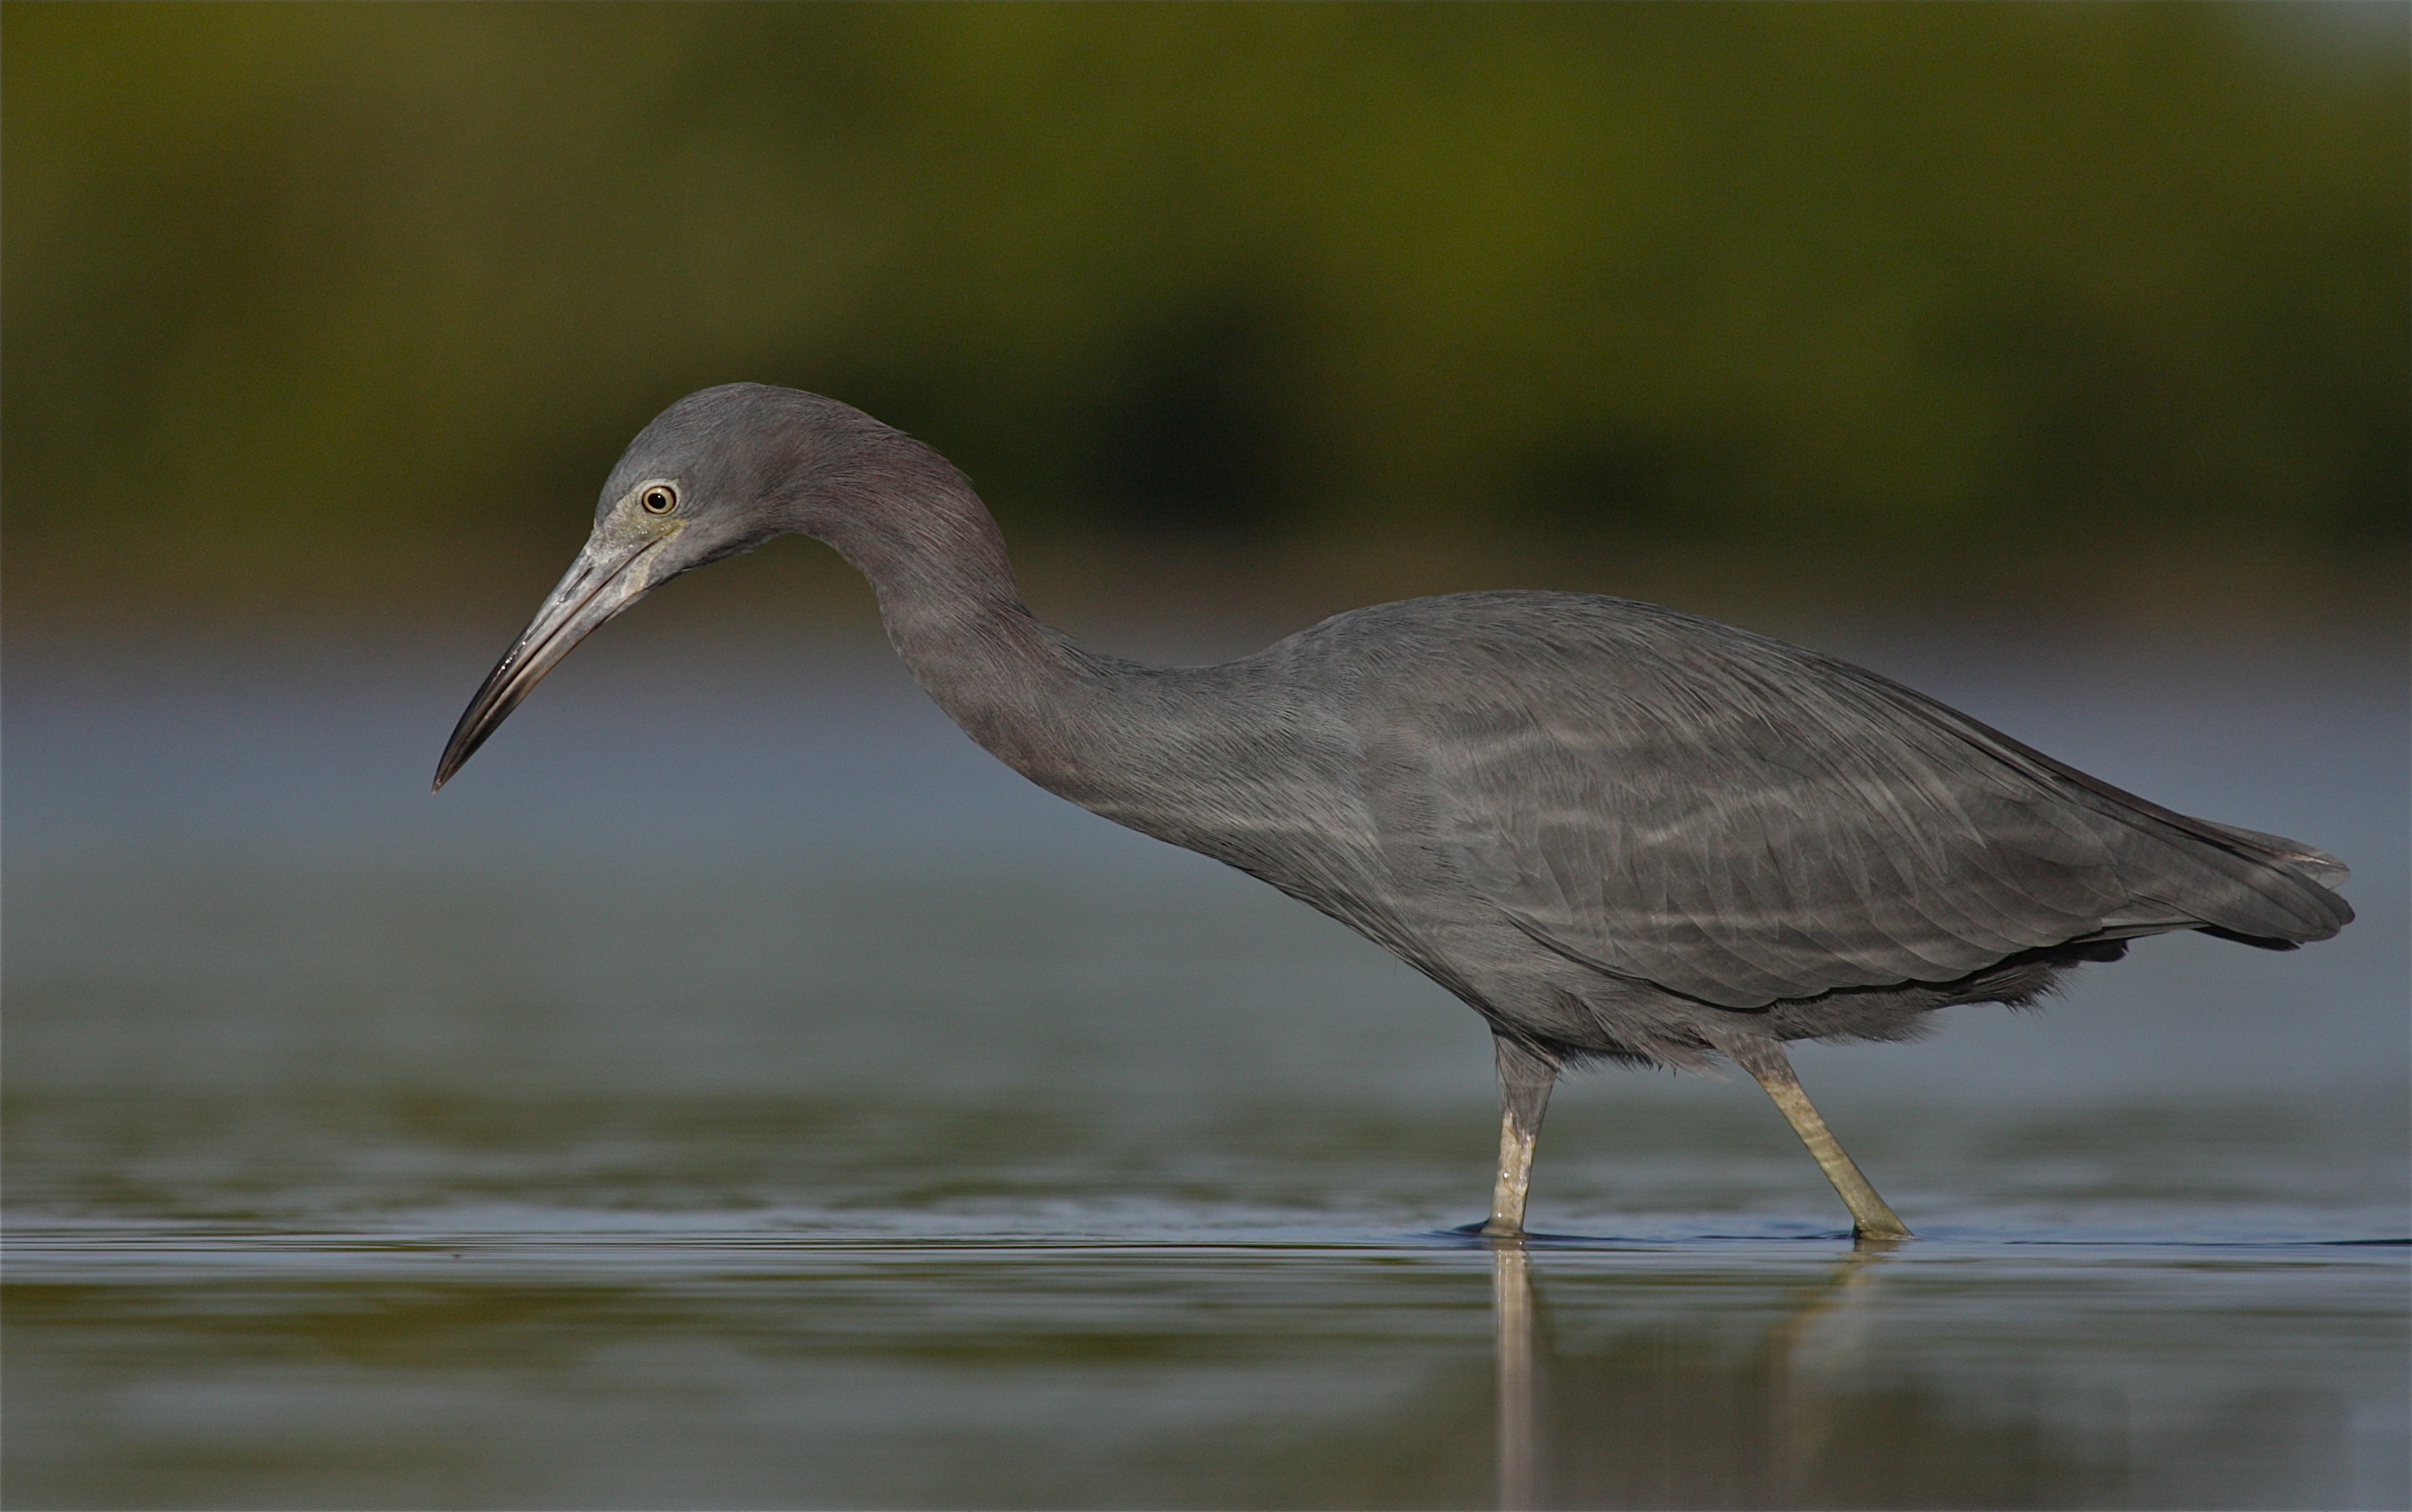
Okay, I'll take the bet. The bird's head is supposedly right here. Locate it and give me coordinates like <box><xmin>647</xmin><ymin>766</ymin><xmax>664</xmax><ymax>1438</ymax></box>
<box><xmin>433</xmin><ymin>383</ymin><xmax>957</xmax><ymax>790</ymax></box>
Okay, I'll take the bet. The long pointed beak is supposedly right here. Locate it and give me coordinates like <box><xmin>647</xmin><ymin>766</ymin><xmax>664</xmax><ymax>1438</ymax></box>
<box><xmin>433</xmin><ymin>533</ymin><xmax>671</xmax><ymax>791</ymax></box>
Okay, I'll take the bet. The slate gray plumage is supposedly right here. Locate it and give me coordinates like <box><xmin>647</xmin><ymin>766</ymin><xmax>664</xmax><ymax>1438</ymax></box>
<box><xmin>438</xmin><ymin>384</ymin><xmax>2353</xmax><ymax>1239</ymax></box>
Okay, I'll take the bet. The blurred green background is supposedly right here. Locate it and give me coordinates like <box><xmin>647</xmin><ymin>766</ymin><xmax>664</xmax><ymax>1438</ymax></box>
<box><xmin>6</xmin><ymin>1</ymin><xmax>2405</xmax><ymax>631</ymax></box>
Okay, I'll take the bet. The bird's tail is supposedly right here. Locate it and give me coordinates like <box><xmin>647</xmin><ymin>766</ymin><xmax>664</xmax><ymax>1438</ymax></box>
<box><xmin>2130</xmin><ymin>813</ymin><xmax>2355</xmax><ymax>947</ymax></box>
<box><xmin>2194</xmin><ymin>819</ymin><xmax>2350</xmax><ymax>887</ymax></box>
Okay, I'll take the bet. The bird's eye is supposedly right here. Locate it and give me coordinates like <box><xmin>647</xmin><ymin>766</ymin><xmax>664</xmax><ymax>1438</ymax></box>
<box><xmin>641</xmin><ymin>485</ymin><xmax>678</xmax><ymax>515</ymax></box>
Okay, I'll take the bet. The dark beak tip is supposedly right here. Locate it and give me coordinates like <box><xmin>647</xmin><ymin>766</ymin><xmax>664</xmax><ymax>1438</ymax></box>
<box><xmin>432</xmin><ymin>737</ymin><xmax>479</xmax><ymax>793</ymax></box>
<box><xmin>435</xmin><ymin>533</ymin><xmax>659</xmax><ymax>800</ymax></box>
<box><xmin>431</xmin><ymin>726</ymin><xmax>483</xmax><ymax>794</ymax></box>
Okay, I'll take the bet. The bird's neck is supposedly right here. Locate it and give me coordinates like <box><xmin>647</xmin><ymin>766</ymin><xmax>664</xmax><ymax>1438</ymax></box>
<box><xmin>817</xmin><ymin>479</ymin><xmax>1125</xmax><ymax>794</ymax></box>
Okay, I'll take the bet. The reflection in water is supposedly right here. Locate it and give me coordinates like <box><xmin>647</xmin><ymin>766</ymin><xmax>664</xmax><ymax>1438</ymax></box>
<box><xmin>1761</xmin><ymin>1237</ymin><xmax>1901</xmax><ymax>1503</ymax></box>
<box><xmin>1476</xmin><ymin>1234</ymin><xmax>2409</xmax><ymax>1511</ymax></box>
<box><xmin>3</xmin><ymin>1230</ymin><xmax>2402</xmax><ymax>1510</ymax></box>
<box><xmin>1492</xmin><ymin>1239</ymin><xmax>1545</xmax><ymax>1510</ymax></box>
<box><xmin>1493</xmin><ymin>1238</ymin><xmax>1935</xmax><ymax>1511</ymax></box>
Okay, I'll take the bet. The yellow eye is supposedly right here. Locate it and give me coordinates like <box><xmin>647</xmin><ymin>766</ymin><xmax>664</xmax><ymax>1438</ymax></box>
<box><xmin>641</xmin><ymin>485</ymin><xmax>678</xmax><ymax>515</ymax></box>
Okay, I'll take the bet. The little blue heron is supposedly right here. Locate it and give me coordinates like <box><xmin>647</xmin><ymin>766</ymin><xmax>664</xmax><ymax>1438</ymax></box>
<box><xmin>437</xmin><ymin>384</ymin><xmax>2352</xmax><ymax>1239</ymax></box>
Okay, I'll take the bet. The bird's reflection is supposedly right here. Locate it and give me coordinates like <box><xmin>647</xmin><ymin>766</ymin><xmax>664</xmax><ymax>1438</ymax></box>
<box><xmin>1491</xmin><ymin>1239</ymin><xmax>1547</xmax><ymax>1510</ymax></box>
<box><xmin>1488</xmin><ymin>1235</ymin><xmax>1902</xmax><ymax>1510</ymax></box>
<box><xmin>1762</xmin><ymin>1235</ymin><xmax>1903</xmax><ymax>1497</ymax></box>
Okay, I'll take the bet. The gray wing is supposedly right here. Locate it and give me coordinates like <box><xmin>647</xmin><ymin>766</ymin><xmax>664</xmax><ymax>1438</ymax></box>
<box><xmin>1343</xmin><ymin>597</ymin><xmax>2351</xmax><ymax>1010</ymax></box>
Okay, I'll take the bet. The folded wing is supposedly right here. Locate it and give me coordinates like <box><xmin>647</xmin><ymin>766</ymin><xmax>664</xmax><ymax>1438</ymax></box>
<box><xmin>1390</xmin><ymin>600</ymin><xmax>2350</xmax><ymax>1009</ymax></box>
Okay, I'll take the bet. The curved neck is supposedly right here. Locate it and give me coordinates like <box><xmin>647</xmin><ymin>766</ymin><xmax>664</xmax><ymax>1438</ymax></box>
<box><xmin>813</xmin><ymin>471</ymin><xmax>1127</xmax><ymax>790</ymax></box>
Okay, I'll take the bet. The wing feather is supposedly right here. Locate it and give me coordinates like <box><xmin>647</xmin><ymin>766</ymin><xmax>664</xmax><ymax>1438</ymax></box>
<box><xmin>1322</xmin><ymin>595</ymin><xmax>2347</xmax><ymax>1008</ymax></box>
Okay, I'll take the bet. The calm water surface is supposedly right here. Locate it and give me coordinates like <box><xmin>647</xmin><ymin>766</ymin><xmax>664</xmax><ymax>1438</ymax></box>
<box><xmin>6</xmin><ymin>618</ymin><xmax>2406</xmax><ymax>1509</ymax></box>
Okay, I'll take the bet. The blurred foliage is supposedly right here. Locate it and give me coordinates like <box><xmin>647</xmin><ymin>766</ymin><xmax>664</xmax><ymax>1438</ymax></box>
<box><xmin>4</xmin><ymin>2</ymin><xmax>2405</xmax><ymax>620</ymax></box>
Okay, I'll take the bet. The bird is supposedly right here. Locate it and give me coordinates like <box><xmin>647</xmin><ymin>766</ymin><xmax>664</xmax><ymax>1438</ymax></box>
<box><xmin>436</xmin><ymin>383</ymin><xmax>2353</xmax><ymax>1240</ymax></box>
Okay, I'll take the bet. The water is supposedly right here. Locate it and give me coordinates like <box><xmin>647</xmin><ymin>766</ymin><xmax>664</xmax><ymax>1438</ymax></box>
<box><xmin>5</xmin><ymin>616</ymin><xmax>2406</xmax><ymax>1509</ymax></box>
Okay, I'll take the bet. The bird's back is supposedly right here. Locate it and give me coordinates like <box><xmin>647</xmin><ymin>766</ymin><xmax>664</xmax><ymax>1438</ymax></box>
<box><xmin>1136</xmin><ymin>592</ymin><xmax>2351</xmax><ymax>1034</ymax></box>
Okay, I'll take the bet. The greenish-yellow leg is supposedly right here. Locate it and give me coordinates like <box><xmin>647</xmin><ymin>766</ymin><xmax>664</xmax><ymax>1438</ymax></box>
<box><xmin>1485</xmin><ymin>1105</ymin><xmax>1540</xmax><ymax>1236</ymax></box>
<box><xmin>1482</xmin><ymin>1037</ymin><xmax>1557</xmax><ymax>1237</ymax></box>
<box><xmin>1734</xmin><ymin>1041</ymin><xmax>1912</xmax><ymax>1240</ymax></box>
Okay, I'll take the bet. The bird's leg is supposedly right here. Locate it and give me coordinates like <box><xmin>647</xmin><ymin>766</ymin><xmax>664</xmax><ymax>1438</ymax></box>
<box><xmin>1729</xmin><ymin>1039</ymin><xmax>1912</xmax><ymax>1240</ymax></box>
<box><xmin>1483</xmin><ymin>1037</ymin><xmax>1558</xmax><ymax>1237</ymax></box>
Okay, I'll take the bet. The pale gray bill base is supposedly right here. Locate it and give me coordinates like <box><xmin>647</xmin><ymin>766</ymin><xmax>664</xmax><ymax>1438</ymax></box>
<box><xmin>433</xmin><ymin>537</ymin><xmax>666</xmax><ymax>792</ymax></box>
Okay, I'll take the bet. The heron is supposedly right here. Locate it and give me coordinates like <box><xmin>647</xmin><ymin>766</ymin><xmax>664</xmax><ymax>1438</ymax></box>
<box><xmin>436</xmin><ymin>384</ymin><xmax>2352</xmax><ymax>1240</ymax></box>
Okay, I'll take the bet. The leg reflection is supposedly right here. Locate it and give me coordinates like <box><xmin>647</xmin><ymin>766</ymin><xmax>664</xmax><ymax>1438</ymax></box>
<box><xmin>1764</xmin><ymin>1235</ymin><xmax>1904</xmax><ymax>1496</ymax></box>
<box><xmin>1489</xmin><ymin>1234</ymin><xmax>1902</xmax><ymax>1510</ymax></box>
<box><xmin>1492</xmin><ymin>1237</ymin><xmax>1549</xmax><ymax>1510</ymax></box>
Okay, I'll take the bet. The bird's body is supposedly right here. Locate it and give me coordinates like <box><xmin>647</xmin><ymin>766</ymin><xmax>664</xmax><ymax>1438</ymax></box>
<box><xmin>439</xmin><ymin>385</ymin><xmax>2352</xmax><ymax>1239</ymax></box>
<box><xmin>926</xmin><ymin>589</ymin><xmax>2348</xmax><ymax>1070</ymax></box>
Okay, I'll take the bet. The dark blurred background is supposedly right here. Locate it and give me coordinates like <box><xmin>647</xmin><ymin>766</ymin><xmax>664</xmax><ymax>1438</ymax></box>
<box><xmin>6</xmin><ymin>1</ymin><xmax>2405</xmax><ymax>635</ymax></box>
